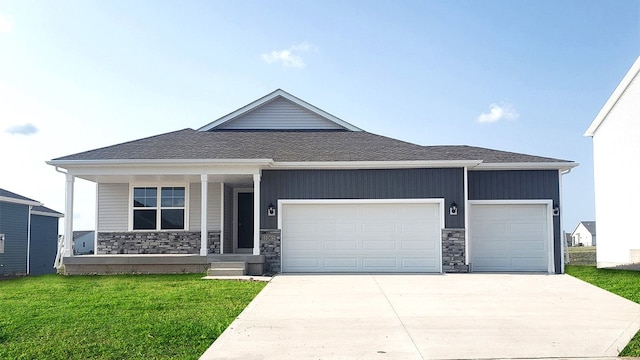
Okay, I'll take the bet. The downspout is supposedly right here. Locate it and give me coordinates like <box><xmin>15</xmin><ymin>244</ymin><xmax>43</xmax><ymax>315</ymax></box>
<box><xmin>27</xmin><ymin>205</ymin><xmax>32</xmax><ymax>275</ymax></box>
<box><xmin>558</xmin><ymin>168</ymin><xmax>572</xmax><ymax>274</ymax></box>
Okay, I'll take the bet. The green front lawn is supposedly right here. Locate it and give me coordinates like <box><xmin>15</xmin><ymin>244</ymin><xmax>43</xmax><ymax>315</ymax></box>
<box><xmin>566</xmin><ymin>265</ymin><xmax>640</xmax><ymax>356</ymax></box>
<box><xmin>0</xmin><ymin>274</ymin><xmax>266</xmax><ymax>360</ymax></box>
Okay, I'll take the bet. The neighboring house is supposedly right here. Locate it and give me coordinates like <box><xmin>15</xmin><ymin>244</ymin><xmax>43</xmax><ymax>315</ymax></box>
<box><xmin>570</xmin><ymin>221</ymin><xmax>596</xmax><ymax>247</ymax></box>
<box><xmin>48</xmin><ymin>89</ymin><xmax>576</xmax><ymax>275</ymax></box>
<box><xmin>0</xmin><ymin>188</ymin><xmax>63</xmax><ymax>276</ymax></box>
<box><xmin>585</xmin><ymin>56</ymin><xmax>640</xmax><ymax>267</ymax></box>
<box><xmin>73</xmin><ymin>231</ymin><xmax>95</xmax><ymax>255</ymax></box>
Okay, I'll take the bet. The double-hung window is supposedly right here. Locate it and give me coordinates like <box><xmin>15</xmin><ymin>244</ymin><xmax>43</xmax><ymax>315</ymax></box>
<box><xmin>133</xmin><ymin>186</ymin><xmax>186</xmax><ymax>230</ymax></box>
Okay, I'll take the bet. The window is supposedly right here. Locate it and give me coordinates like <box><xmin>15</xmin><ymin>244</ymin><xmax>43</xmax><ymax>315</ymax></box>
<box><xmin>0</xmin><ymin>234</ymin><xmax>4</xmax><ymax>253</ymax></box>
<box><xmin>132</xmin><ymin>186</ymin><xmax>186</xmax><ymax>230</ymax></box>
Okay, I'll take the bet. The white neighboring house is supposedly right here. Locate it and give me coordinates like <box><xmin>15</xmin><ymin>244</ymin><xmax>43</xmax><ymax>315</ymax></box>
<box><xmin>570</xmin><ymin>221</ymin><xmax>596</xmax><ymax>247</ymax></box>
<box><xmin>585</xmin><ymin>56</ymin><xmax>640</xmax><ymax>267</ymax></box>
<box><xmin>73</xmin><ymin>231</ymin><xmax>95</xmax><ymax>255</ymax></box>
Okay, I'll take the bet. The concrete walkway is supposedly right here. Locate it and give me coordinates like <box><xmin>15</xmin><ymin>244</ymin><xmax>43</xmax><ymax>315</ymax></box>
<box><xmin>200</xmin><ymin>274</ymin><xmax>640</xmax><ymax>360</ymax></box>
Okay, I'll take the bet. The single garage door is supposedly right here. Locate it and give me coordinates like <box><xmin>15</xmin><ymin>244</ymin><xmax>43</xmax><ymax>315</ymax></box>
<box><xmin>470</xmin><ymin>202</ymin><xmax>551</xmax><ymax>272</ymax></box>
<box><xmin>281</xmin><ymin>201</ymin><xmax>443</xmax><ymax>273</ymax></box>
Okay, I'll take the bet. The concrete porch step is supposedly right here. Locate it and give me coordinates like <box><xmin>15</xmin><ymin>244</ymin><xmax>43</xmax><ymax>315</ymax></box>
<box><xmin>207</xmin><ymin>261</ymin><xmax>247</xmax><ymax>276</ymax></box>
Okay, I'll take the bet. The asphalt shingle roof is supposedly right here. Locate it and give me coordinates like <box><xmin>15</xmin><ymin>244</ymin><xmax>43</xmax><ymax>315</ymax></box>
<box><xmin>0</xmin><ymin>188</ymin><xmax>39</xmax><ymax>203</ymax></box>
<box><xmin>53</xmin><ymin>129</ymin><xmax>571</xmax><ymax>164</ymax></box>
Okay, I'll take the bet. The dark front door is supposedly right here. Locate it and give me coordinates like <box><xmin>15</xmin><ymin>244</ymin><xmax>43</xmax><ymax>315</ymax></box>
<box><xmin>237</xmin><ymin>192</ymin><xmax>254</xmax><ymax>249</ymax></box>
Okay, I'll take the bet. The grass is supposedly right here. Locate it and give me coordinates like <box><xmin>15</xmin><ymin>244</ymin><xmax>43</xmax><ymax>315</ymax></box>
<box><xmin>566</xmin><ymin>265</ymin><xmax>640</xmax><ymax>356</ymax></box>
<box><xmin>567</xmin><ymin>246</ymin><xmax>597</xmax><ymax>265</ymax></box>
<box><xmin>0</xmin><ymin>274</ymin><xmax>266</xmax><ymax>360</ymax></box>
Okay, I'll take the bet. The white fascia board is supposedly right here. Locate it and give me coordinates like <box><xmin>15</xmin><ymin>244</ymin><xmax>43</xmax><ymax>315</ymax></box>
<box><xmin>198</xmin><ymin>89</ymin><xmax>362</xmax><ymax>132</ymax></box>
<box><xmin>585</xmin><ymin>56</ymin><xmax>640</xmax><ymax>137</ymax></box>
<box><xmin>32</xmin><ymin>210</ymin><xmax>64</xmax><ymax>218</ymax></box>
<box><xmin>472</xmin><ymin>162</ymin><xmax>579</xmax><ymax>171</ymax></box>
<box><xmin>270</xmin><ymin>160</ymin><xmax>483</xmax><ymax>169</ymax></box>
<box><xmin>0</xmin><ymin>196</ymin><xmax>42</xmax><ymax>207</ymax></box>
<box><xmin>47</xmin><ymin>158</ymin><xmax>273</xmax><ymax>167</ymax></box>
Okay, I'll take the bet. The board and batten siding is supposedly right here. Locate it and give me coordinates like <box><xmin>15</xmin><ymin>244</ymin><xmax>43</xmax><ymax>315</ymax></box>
<box><xmin>261</xmin><ymin>168</ymin><xmax>464</xmax><ymax>229</ymax></box>
<box><xmin>29</xmin><ymin>214</ymin><xmax>59</xmax><ymax>275</ymax></box>
<box><xmin>97</xmin><ymin>183</ymin><xmax>129</xmax><ymax>232</ymax></box>
<box><xmin>189</xmin><ymin>182</ymin><xmax>222</xmax><ymax>231</ymax></box>
<box><xmin>216</xmin><ymin>97</ymin><xmax>345</xmax><ymax>130</ymax></box>
<box><xmin>467</xmin><ymin>170</ymin><xmax>562</xmax><ymax>273</ymax></box>
<box><xmin>0</xmin><ymin>201</ymin><xmax>29</xmax><ymax>275</ymax></box>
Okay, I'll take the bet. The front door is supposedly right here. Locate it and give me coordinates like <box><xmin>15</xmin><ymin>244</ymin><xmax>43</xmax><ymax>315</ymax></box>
<box><xmin>237</xmin><ymin>192</ymin><xmax>254</xmax><ymax>250</ymax></box>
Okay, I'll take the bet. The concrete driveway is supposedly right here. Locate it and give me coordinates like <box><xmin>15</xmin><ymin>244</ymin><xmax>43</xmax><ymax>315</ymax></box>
<box><xmin>200</xmin><ymin>274</ymin><xmax>640</xmax><ymax>360</ymax></box>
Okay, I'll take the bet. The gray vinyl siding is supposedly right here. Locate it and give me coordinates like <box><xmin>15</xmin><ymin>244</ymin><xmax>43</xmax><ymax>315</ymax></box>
<box><xmin>189</xmin><ymin>183</ymin><xmax>222</xmax><ymax>231</ymax></box>
<box><xmin>189</xmin><ymin>183</ymin><xmax>201</xmax><ymax>231</ymax></box>
<box><xmin>261</xmin><ymin>168</ymin><xmax>464</xmax><ymax>229</ymax></box>
<box><xmin>97</xmin><ymin>183</ymin><xmax>128</xmax><ymax>231</ymax></box>
<box><xmin>223</xmin><ymin>184</ymin><xmax>233</xmax><ymax>253</ymax></box>
<box><xmin>29</xmin><ymin>214</ymin><xmax>58</xmax><ymax>275</ymax></box>
<box><xmin>468</xmin><ymin>170</ymin><xmax>562</xmax><ymax>273</ymax></box>
<box><xmin>217</xmin><ymin>97</ymin><xmax>345</xmax><ymax>130</ymax></box>
<box><xmin>0</xmin><ymin>202</ymin><xmax>28</xmax><ymax>275</ymax></box>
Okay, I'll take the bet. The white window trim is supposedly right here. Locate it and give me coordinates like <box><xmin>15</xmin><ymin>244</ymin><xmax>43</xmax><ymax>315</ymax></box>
<box><xmin>128</xmin><ymin>184</ymin><xmax>190</xmax><ymax>231</ymax></box>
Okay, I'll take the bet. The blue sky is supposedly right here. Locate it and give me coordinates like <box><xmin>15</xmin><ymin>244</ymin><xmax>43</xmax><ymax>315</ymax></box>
<box><xmin>0</xmin><ymin>0</ymin><xmax>639</xmax><ymax>234</ymax></box>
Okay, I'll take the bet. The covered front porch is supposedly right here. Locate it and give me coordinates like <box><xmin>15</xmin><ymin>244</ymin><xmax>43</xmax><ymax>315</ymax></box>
<box><xmin>54</xmin><ymin>160</ymin><xmax>280</xmax><ymax>275</ymax></box>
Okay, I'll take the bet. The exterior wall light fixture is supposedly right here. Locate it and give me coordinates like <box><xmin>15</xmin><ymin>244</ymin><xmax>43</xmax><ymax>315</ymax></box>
<box><xmin>449</xmin><ymin>202</ymin><xmax>458</xmax><ymax>216</ymax></box>
<box><xmin>267</xmin><ymin>203</ymin><xmax>276</xmax><ymax>217</ymax></box>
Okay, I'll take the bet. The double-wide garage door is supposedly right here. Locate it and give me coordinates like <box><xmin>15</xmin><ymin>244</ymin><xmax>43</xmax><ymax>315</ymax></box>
<box><xmin>281</xmin><ymin>201</ymin><xmax>442</xmax><ymax>273</ymax></box>
<box><xmin>469</xmin><ymin>202</ymin><xmax>552</xmax><ymax>272</ymax></box>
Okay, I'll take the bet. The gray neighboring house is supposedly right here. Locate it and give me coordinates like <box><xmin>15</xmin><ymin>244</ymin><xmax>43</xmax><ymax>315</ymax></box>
<box><xmin>73</xmin><ymin>231</ymin><xmax>95</xmax><ymax>255</ymax></box>
<box><xmin>48</xmin><ymin>89</ymin><xmax>577</xmax><ymax>275</ymax></box>
<box><xmin>0</xmin><ymin>188</ymin><xmax>63</xmax><ymax>276</ymax></box>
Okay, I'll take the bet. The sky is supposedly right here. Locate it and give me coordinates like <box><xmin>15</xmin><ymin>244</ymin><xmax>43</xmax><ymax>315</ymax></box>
<box><xmin>0</xmin><ymin>0</ymin><xmax>639</xmax><ymax>235</ymax></box>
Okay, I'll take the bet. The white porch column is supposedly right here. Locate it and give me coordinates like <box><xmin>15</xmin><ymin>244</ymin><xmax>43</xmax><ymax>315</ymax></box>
<box><xmin>220</xmin><ymin>182</ymin><xmax>225</xmax><ymax>254</ymax></box>
<box><xmin>253</xmin><ymin>173</ymin><xmax>261</xmax><ymax>255</ymax></box>
<box><xmin>200</xmin><ymin>174</ymin><xmax>208</xmax><ymax>256</ymax></box>
<box><xmin>64</xmin><ymin>173</ymin><xmax>74</xmax><ymax>257</ymax></box>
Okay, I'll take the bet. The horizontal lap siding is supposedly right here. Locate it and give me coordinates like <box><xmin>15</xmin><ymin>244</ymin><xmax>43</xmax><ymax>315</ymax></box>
<box><xmin>97</xmin><ymin>183</ymin><xmax>128</xmax><ymax>231</ymax></box>
<box><xmin>190</xmin><ymin>182</ymin><xmax>222</xmax><ymax>231</ymax></box>
<box><xmin>468</xmin><ymin>170</ymin><xmax>562</xmax><ymax>273</ymax></box>
<box><xmin>218</xmin><ymin>97</ymin><xmax>344</xmax><ymax>130</ymax></box>
<box><xmin>261</xmin><ymin>168</ymin><xmax>464</xmax><ymax>229</ymax></box>
<box><xmin>0</xmin><ymin>202</ymin><xmax>28</xmax><ymax>275</ymax></box>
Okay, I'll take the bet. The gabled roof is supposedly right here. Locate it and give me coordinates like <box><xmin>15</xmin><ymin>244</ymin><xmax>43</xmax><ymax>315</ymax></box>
<box><xmin>49</xmin><ymin>129</ymin><xmax>574</xmax><ymax>168</ymax></box>
<box><xmin>31</xmin><ymin>205</ymin><xmax>64</xmax><ymax>218</ymax></box>
<box><xmin>572</xmin><ymin>221</ymin><xmax>596</xmax><ymax>236</ymax></box>
<box><xmin>198</xmin><ymin>89</ymin><xmax>362</xmax><ymax>132</ymax></box>
<box><xmin>0</xmin><ymin>188</ymin><xmax>42</xmax><ymax>206</ymax></box>
<box><xmin>585</xmin><ymin>56</ymin><xmax>640</xmax><ymax>136</ymax></box>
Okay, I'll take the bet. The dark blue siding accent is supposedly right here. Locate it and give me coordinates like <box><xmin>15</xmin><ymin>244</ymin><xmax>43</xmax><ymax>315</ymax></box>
<box><xmin>0</xmin><ymin>202</ymin><xmax>29</xmax><ymax>275</ymax></box>
<box><xmin>261</xmin><ymin>168</ymin><xmax>464</xmax><ymax>229</ymax></box>
<box><xmin>468</xmin><ymin>170</ymin><xmax>562</xmax><ymax>273</ymax></box>
<box><xmin>29</xmin><ymin>215</ymin><xmax>59</xmax><ymax>275</ymax></box>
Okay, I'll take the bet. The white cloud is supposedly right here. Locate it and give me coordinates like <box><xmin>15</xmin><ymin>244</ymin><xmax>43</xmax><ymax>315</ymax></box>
<box><xmin>261</xmin><ymin>42</ymin><xmax>315</xmax><ymax>68</ymax></box>
<box><xmin>5</xmin><ymin>123</ymin><xmax>39</xmax><ymax>135</ymax></box>
<box><xmin>0</xmin><ymin>13</ymin><xmax>13</xmax><ymax>33</ymax></box>
<box><xmin>477</xmin><ymin>103</ymin><xmax>519</xmax><ymax>123</ymax></box>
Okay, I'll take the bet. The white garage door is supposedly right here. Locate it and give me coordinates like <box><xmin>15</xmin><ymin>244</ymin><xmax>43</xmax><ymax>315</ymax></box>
<box><xmin>470</xmin><ymin>203</ymin><xmax>551</xmax><ymax>272</ymax></box>
<box><xmin>281</xmin><ymin>201</ymin><xmax>443</xmax><ymax>273</ymax></box>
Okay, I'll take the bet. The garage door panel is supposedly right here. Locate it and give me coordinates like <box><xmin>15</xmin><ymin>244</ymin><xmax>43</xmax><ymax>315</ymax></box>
<box><xmin>362</xmin><ymin>240</ymin><xmax>397</xmax><ymax>251</ymax></box>
<box><xmin>288</xmin><ymin>240</ymin><xmax>320</xmax><ymax>251</ymax></box>
<box><xmin>362</xmin><ymin>257</ymin><xmax>397</xmax><ymax>269</ymax></box>
<box><xmin>470</xmin><ymin>203</ymin><xmax>550</xmax><ymax>272</ymax></box>
<box><xmin>282</xmin><ymin>202</ymin><xmax>442</xmax><ymax>273</ymax></box>
<box><xmin>322</xmin><ymin>240</ymin><xmax>357</xmax><ymax>250</ymax></box>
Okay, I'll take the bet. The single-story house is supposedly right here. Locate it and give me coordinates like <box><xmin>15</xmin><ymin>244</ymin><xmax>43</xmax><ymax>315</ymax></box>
<box><xmin>0</xmin><ymin>188</ymin><xmax>63</xmax><ymax>276</ymax></box>
<box><xmin>48</xmin><ymin>89</ymin><xmax>576</xmax><ymax>275</ymax></box>
<box><xmin>73</xmin><ymin>230</ymin><xmax>95</xmax><ymax>255</ymax></box>
<box><xmin>585</xmin><ymin>56</ymin><xmax>640</xmax><ymax>267</ymax></box>
<box><xmin>570</xmin><ymin>221</ymin><xmax>596</xmax><ymax>247</ymax></box>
